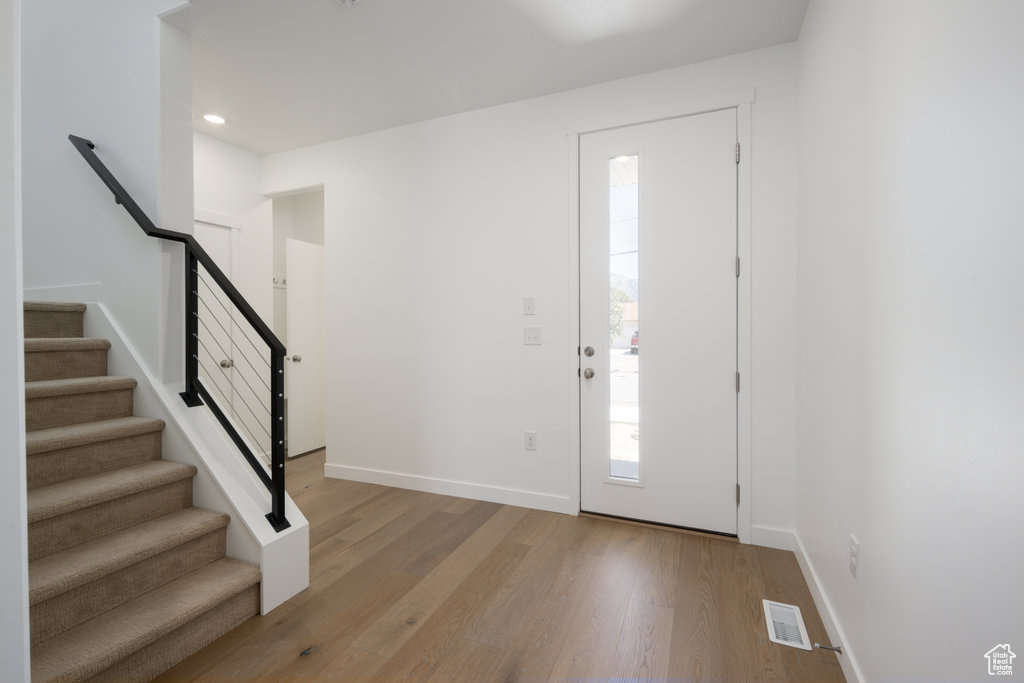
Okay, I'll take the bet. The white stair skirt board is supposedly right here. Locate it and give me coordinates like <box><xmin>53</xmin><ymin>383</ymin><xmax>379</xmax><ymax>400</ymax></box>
<box><xmin>763</xmin><ymin>599</ymin><xmax>812</xmax><ymax>650</ymax></box>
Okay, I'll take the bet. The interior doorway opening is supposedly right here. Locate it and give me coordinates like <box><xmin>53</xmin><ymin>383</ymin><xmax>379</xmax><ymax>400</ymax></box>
<box><xmin>272</xmin><ymin>189</ymin><xmax>326</xmax><ymax>458</ymax></box>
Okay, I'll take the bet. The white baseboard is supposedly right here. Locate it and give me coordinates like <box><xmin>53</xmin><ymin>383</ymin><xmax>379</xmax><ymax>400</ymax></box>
<box><xmin>324</xmin><ymin>463</ymin><xmax>576</xmax><ymax>515</ymax></box>
<box><xmin>793</xmin><ymin>532</ymin><xmax>865</xmax><ymax>683</ymax></box>
<box><xmin>750</xmin><ymin>525</ymin><xmax>795</xmax><ymax>551</ymax></box>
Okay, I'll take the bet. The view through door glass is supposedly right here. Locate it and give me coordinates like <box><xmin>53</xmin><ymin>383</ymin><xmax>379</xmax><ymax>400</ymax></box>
<box><xmin>609</xmin><ymin>154</ymin><xmax>640</xmax><ymax>480</ymax></box>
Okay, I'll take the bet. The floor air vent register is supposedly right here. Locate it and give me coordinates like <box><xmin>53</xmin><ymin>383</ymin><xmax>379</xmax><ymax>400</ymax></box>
<box><xmin>762</xmin><ymin>599</ymin><xmax>812</xmax><ymax>650</ymax></box>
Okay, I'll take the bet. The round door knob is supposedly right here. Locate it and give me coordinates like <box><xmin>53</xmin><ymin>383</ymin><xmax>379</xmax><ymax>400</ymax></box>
<box><xmin>219</xmin><ymin>359</ymin><xmax>234</xmax><ymax>369</ymax></box>
<box><xmin>287</xmin><ymin>355</ymin><xmax>302</xmax><ymax>363</ymax></box>
<box><xmin>583</xmin><ymin>368</ymin><xmax>595</xmax><ymax>379</ymax></box>
<box><xmin>583</xmin><ymin>346</ymin><xmax>595</xmax><ymax>357</ymax></box>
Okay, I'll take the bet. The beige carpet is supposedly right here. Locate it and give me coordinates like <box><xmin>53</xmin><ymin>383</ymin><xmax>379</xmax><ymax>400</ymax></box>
<box><xmin>24</xmin><ymin>302</ymin><xmax>260</xmax><ymax>682</ymax></box>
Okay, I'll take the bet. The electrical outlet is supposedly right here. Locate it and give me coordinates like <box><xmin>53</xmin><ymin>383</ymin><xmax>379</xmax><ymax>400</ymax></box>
<box><xmin>523</xmin><ymin>327</ymin><xmax>542</xmax><ymax>345</ymax></box>
<box><xmin>849</xmin><ymin>534</ymin><xmax>860</xmax><ymax>580</ymax></box>
<box><xmin>524</xmin><ymin>431</ymin><xmax>537</xmax><ymax>451</ymax></box>
<box><xmin>523</xmin><ymin>297</ymin><xmax>536</xmax><ymax>315</ymax></box>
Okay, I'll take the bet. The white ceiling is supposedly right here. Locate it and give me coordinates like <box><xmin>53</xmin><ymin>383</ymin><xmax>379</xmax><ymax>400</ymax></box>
<box><xmin>166</xmin><ymin>0</ymin><xmax>809</xmax><ymax>155</ymax></box>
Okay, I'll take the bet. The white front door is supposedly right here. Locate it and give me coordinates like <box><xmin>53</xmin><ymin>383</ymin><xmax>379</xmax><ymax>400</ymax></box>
<box><xmin>579</xmin><ymin>109</ymin><xmax>738</xmax><ymax>535</ymax></box>
<box><xmin>285</xmin><ymin>238</ymin><xmax>326</xmax><ymax>456</ymax></box>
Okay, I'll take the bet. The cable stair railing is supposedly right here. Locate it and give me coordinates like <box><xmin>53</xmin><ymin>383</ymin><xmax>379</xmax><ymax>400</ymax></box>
<box><xmin>69</xmin><ymin>134</ymin><xmax>290</xmax><ymax>531</ymax></box>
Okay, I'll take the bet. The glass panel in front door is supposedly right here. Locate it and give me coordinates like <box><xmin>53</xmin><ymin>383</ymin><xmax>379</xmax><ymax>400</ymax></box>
<box><xmin>608</xmin><ymin>154</ymin><xmax>639</xmax><ymax>480</ymax></box>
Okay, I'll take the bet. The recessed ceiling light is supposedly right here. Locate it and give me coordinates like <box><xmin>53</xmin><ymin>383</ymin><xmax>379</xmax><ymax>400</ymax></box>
<box><xmin>203</xmin><ymin>114</ymin><xmax>226</xmax><ymax>125</ymax></box>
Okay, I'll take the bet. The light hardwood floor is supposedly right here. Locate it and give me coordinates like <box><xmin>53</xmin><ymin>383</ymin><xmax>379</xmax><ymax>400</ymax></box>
<box><xmin>157</xmin><ymin>451</ymin><xmax>845</xmax><ymax>681</ymax></box>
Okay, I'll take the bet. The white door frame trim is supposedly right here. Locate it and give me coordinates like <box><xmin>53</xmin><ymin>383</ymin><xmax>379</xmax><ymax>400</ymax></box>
<box><xmin>566</xmin><ymin>88</ymin><xmax>754</xmax><ymax>544</ymax></box>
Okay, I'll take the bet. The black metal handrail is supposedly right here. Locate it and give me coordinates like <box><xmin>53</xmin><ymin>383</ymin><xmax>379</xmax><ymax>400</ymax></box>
<box><xmin>69</xmin><ymin>134</ymin><xmax>289</xmax><ymax>532</ymax></box>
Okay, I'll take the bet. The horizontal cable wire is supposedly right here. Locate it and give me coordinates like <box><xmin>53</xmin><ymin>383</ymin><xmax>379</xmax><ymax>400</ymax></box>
<box><xmin>195</xmin><ymin>291</ymin><xmax>272</xmax><ymax>395</ymax></box>
<box><xmin>196</xmin><ymin>338</ymin><xmax>273</xmax><ymax>444</ymax></box>
<box><xmin>195</xmin><ymin>311</ymin><xmax>272</xmax><ymax>416</ymax></box>
<box><xmin>197</xmin><ymin>358</ymin><xmax>271</xmax><ymax>455</ymax></box>
<box><xmin>194</xmin><ymin>306</ymin><xmax>272</xmax><ymax>411</ymax></box>
<box><xmin>196</xmin><ymin>358</ymin><xmax>270</xmax><ymax>456</ymax></box>
<box><xmin>197</xmin><ymin>269</ymin><xmax>272</xmax><ymax>368</ymax></box>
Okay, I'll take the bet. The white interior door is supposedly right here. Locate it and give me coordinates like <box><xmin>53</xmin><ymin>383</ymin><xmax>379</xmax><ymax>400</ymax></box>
<box><xmin>195</xmin><ymin>221</ymin><xmax>274</xmax><ymax>457</ymax></box>
<box><xmin>194</xmin><ymin>221</ymin><xmax>236</xmax><ymax>401</ymax></box>
<box><xmin>285</xmin><ymin>238</ymin><xmax>326</xmax><ymax>456</ymax></box>
<box><xmin>579</xmin><ymin>109</ymin><xmax>738</xmax><ymax>535</ymax></box>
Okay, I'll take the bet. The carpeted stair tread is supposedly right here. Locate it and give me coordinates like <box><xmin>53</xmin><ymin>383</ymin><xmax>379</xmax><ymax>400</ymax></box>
<box><xmin>24</xmin><ymin>337</ymin><xmax>110</xmax><ymax>353</ymax></box>
<box><xmin>27</xmin><ymin>461</ymin><xmax>197</xmax><ymax>524</ymax></box>
<box><xmin>26</xmin><ymin>416</ymin><xmax>165</xmax><ymax>456</ymax></box>
<box><xmin>25</xmin><ymin>375</ymin><xmax>136</xmax><ymax>399</ymax></box>
<box><xmin>29</xmin><ymin>507</ymin><xmax>229</xmax><ymax>605</ymax></box>
<box><xmin>24</xmin><ymin>301</ymin><xmax>87</xmax><ymax>313</ymax></box>
<box><xmin>30</xmin><ymin>558</ymin><xmax>260</xmax><ymax>683</ymax></box>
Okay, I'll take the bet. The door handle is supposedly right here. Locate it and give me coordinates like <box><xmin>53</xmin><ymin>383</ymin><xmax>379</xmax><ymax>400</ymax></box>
<box><xmin>583</xmin><ymin>368</ymin><xmax>595</xmax><ymax>379</ymax></box>
<box><xmin>287</xmin><ymin>355</ymin><xmax>302</xmax><ymax>363</ymax></box>
<box><xmin>583</xmin><ymin>346</ymin><xmax>595</xmax><ymax>357</ymax></box>
<box><xmin>219</xmin><ymin>359</ymin><xmax>234</xmax><ymax>369</ymax></box>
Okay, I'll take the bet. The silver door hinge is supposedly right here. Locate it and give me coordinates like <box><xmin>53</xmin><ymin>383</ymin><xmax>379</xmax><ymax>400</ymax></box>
<box><xmin>735</xmin><ymin>256</ymin><xmax>741</xmax><ymax>278</ymax></box>
<box><xmin>735</xmin><ymin>142</ymin><xmax>741</xmax><ymax>164</ymax></box>
<box><xmin>736</xmin><ymin>372</ymin><xmax>741</xmax><ymax>393</ymax></box>
<box><xmin>737</xmin><ymin>483</ymin><xmax>741</xmax><ymax>505</ymax></box>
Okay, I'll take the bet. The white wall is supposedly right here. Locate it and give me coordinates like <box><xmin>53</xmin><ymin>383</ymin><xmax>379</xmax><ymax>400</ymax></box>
<box><xmin>796</xmin><ymin>1</ymin><xmax>1024</xmax><ymax>679</ymax></box>
<box><xmin>194</xmin><ymin>132</ymin><xmax>264</xmax><ymax>218</ymax></box>
<box><xmin>21</xmin><ymin>0</ymin><xmax>193</xmax><ymax>382</ymax></box>
<box><xmin>193</xmin><ymin>132</ymin><xmax>273</xmax><ymax>324</ymax></box>
<box><xmin>263</xmin><ymin>44</ymin><xmax>800</xmax><ymax>528</ymax></box>
<box><xmin>0</xmin><ymin>0</ymin><xmax>30</xmax><ymax>677</ymax></box>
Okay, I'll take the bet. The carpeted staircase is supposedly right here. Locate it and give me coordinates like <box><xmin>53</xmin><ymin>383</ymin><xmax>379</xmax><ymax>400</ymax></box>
<box><xmin>24</xmin><ymin>301</ymin><xmax>261</xmax><ymax>682</ymax></box>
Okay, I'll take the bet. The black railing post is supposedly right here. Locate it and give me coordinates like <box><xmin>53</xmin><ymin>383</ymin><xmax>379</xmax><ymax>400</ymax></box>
<box><xmin>180</xmin><ymin>249</ymin><xmax>204</xmax><ymax>407</ymax></box>
<box><xmin>267</xmin><ymin>350</ymin><xmax>290</xmax><ymax>531</ymax></box>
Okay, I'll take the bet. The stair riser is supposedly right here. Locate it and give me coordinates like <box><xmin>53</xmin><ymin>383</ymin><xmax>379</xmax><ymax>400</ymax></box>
<box><xmin>84</xmin><ymin>584</ymin><xmax>260</xmax><ymax>683</ymax></box>
<box><xmin>28</xmin><ymin>432</ymin><xmax>162</xmax><ymax>489</ymax></box>
<box><xmin>25</xmin><ymin>349</ymin><xmax>108</xmax><ymax>382</ymax></box>
<box><xmin>24</xmin><ymin>310</ymin><xmax>84</xmax><ymax>339</ymax></box>
<box><xmin>31</xmin><ymin>529</ymin><xmax>227</xmax><ymax>645</ymax></box>
<box><xmin>29</xmin><ymin>479</ymin><xmax>193</xmax><ymax>561</ymax></box>
<box><xmin>26</xmin><ymin>389</ymin><xmax>134</xmax><ymax>431</ymax></box>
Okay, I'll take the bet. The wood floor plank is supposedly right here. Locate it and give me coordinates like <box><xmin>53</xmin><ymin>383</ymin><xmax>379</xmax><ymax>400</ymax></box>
<box><xmin>441</xmin><ymin>497</ymin><xmax>478</xmax><ymax>514</ymax></box>
<box><xmin>630</xmin><ymin>527</ymin><xmax>683</xmax><ymax>607</ymax></box>
<box><xmin>611</xmin><ymin>599</ymin><xmax>676</xmax><ymax>679</ymax></box>
<box><xmin>718</xmin><ymin>542</ymin><xmax>788</xmax><ymax>681</ymax></box>
<box><xmin>668</xmin><ymin>536</ymin><xmax>728</xmax><ymax>679</ymax></box>
<box><xmin>424</xmin><ymin>637</ymin><xmax>505</xmax><ymax>682</ymax></box>
<box><xmin>316</xmin><ymin>646</ymin><xmax>387</xmax><ymax>681</ymax></box>
<box><xmin>369</xmin><ymin>541</ymin><xmax>533</xmax><ymax>681</ymax></box>
<box><xmin>504</xmin><ymin>508</ymin><xmax>561</xmax><ymax>546</ymax></box>
<box><xmin>488</xmin><ymin>548</ymin><xmax>599</xmax><ymax>681</ymax></box>
<box><xmin>757</xmin><ymin>546</ymin><xmax>846</xmax><ymax>682</ymax></box>
<box><xmin>190</xmin><ymin>570</ymin><xmax>419</xmax><ymax>680</ymax></box>
<box><xmin>353</xmin><ymin>505</ymin><xmax>528</xmax><ymax>658</ymax></box>
<box><xmin>308</xmin><ymin>494</ymin><xmax>451</xmax><ymax>588</ymax></box>
<box><xmin>162</xmin><ymin>457</ymin><xmax>846</xmax><ymax>682</ymax></box>
<box><xmin>548</xmin><ymin>598</ymin><xmax>630</xmax><ymax>679</ymax></box>
<box><xmin>462</xmin><ymin>516</ymin><xmax>582</xmax><ymax>649</ymax></box>
<box><xmin>396</xmin><ymin>502</ymin><xmax>502</xmax><ymax>578</ymax></box>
